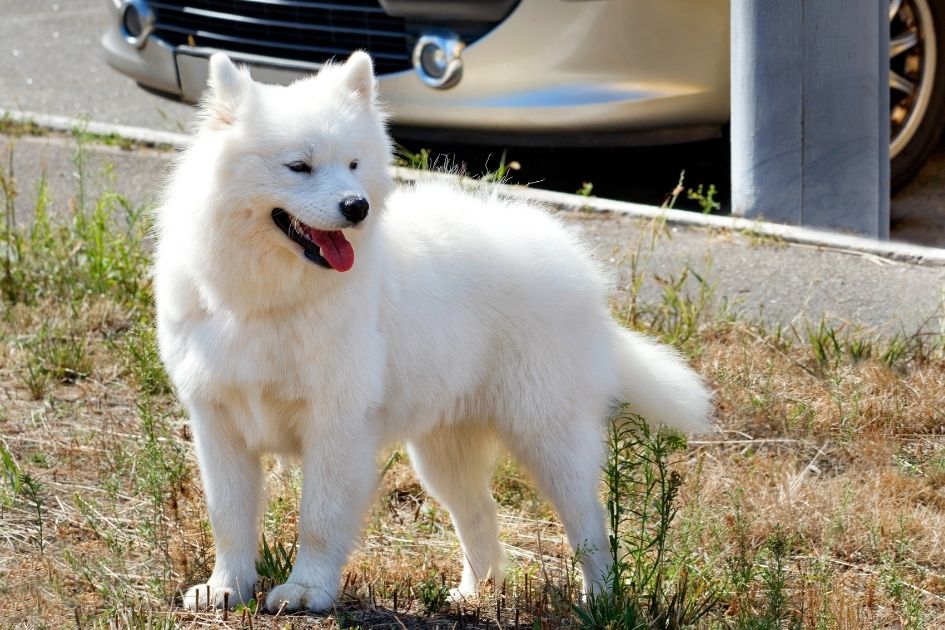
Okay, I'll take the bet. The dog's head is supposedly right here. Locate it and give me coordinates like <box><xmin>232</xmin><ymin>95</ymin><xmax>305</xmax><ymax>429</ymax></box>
<box><xmin>196</xmin><ymin>51</ymin><xmax>394</xmax><ymax>274</ymax></box>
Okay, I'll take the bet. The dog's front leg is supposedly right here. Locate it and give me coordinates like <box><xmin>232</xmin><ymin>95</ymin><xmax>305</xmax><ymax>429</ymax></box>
<box><xmin>266</xmin><ymin>417</ymin><xmax>377</xmax><ymax>613</ymax></box>
<box><xmin>182</xmin><ymin>400</ymin><xmax>263</xmax><ymax>610</ymax></box>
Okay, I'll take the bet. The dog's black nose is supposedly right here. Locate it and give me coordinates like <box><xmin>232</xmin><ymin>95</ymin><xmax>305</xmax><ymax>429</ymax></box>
<box><xmin>339</xmin><ymin>196</ymin><xmax>369</xmax><ymax>224</ymax></box>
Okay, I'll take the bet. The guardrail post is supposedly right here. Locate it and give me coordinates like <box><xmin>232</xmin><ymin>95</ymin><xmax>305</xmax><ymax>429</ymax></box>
<box><xmin>731</xmin><ymin>2</ymin><xmax>889</xmax><ymax>239</ymax></box>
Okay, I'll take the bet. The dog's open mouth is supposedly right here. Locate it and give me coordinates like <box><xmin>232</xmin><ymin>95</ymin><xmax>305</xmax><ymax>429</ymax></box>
<box><xmin>271</xmin><ymin>208</ymin><xmax>354</xmax><ymax>272</ymax></box>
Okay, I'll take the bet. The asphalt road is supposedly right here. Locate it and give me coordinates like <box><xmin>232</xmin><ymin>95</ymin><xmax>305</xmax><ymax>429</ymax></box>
<box><xmin>3</xmin><ymin>0</ymin><xmax>944</xmax><ymax>246</ymax></box>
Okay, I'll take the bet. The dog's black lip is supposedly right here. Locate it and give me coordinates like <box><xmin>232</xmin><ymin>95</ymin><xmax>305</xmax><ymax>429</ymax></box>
<box><xmin>271</xmin><ymin>208</ymin><xmax>331</xmax><ymax>269</ymax></box>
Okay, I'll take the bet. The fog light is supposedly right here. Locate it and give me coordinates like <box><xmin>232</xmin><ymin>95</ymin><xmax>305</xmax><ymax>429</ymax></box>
<box><xmin>412</xmin><ymin>33</ymin><xmax>464</xmax><ymax>90</ymax></box>
<box><xmin>120</xmin><ymin>0</ymin><xmax>155</xmax><ymax>49</ymax></box>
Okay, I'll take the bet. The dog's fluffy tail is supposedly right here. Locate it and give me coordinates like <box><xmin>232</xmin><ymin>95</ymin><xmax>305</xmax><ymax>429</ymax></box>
<box><xmin>613</xmin><ymin>328</ymin><xmax>714</xmax><ymax>434</ymax></box>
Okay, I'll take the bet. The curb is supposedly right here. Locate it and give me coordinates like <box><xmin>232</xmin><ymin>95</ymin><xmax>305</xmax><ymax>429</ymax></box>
<box><xmin>5</xmin><ymin>107</ymin><xmax>945</xmax><ymax>267</ymax></box>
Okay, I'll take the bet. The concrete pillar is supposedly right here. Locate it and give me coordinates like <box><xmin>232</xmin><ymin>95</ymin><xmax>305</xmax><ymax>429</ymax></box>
<box><xmin>731</xmin><ymin>2</ymin><xmax>890</xmax><ymax>239</ymax></box>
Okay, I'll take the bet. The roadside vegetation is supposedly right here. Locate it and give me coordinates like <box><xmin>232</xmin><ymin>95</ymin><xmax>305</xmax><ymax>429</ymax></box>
<box><xmin>1</xmin><ymin>128</ymin><xmax>943</xmax><ymax>628</ymax></box>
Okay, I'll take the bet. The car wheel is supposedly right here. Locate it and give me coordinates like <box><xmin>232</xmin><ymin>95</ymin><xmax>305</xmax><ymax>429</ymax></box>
<box><xmin>890</xmin><ymin>0</ymin><xmax>945</xmax><ymax>191</ymax></box>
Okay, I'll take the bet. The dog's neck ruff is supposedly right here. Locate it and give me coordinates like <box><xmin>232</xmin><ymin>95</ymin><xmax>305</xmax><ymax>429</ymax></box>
<box><xmin>271</xmin><ymin>208</ymin><xmax>354</xmax><ymax>272</ymax></box>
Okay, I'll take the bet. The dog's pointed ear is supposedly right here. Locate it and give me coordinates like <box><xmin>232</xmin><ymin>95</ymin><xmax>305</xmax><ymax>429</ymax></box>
<box><xmin>203</xmin><ymin>53</ymin><xmax>252</xmax><ymax>125</ymax></box>
<box><xmin>342</xmin><ymin>51</ymin><xmax>376</xmax><ymax>104</ymax></box>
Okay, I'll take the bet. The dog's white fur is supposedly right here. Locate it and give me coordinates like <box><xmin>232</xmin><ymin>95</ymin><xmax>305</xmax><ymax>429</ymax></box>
<box><xmin>154</xmin><ymin>52</ymin><xmax>713</xmax><ymax>613</ymax></box>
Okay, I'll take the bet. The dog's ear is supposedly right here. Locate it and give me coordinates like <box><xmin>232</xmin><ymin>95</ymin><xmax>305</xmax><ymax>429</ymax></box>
<box><xmin>203</xmin><ymin>53</ymin><xmax>252</xmax><ymax>125</ymax></box>
<box><xmin>342</xmin><ymin>51</ymin><xmax>376</xmax><ymax>104</ymax></box>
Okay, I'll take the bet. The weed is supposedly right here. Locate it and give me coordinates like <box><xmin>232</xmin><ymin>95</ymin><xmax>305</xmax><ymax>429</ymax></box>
<box><xmin>257</xmin><ymin>533</ymin><xmax>297</xmax><ymax>589</ymax></box>
<box><xmin>0</xmin><ymin>114</ymin><xmax>46</xmax><ymax>138</ymax></box>
<box><xmin>687</xmin><ymin>183</ymin><xmax>720</xmax><ymax>214</ymax></box>
<box><xmin>414</xmin><ymin>574</ymin><xmax>450</xmax><ymax>615</ymax></box>
<box><xmin>881</xmin><ymin>333</ymin><xmax>910</xmax><ymax>368</ymax></box>
<box><xmin>19</xmin><ymin>471</ymin><xmax>46</xmax><ymax>554</ymax></box>
<box><xmin>619</xmin><ymin>213</ymin><xmax>670</xmax><ymax>329</ymax></box>
<box><xmin>23</xmin><ymin>320</ymin><xmax>93</xmax><ymax>388</ymax></box>
<box><xmin>0</xmin><ymin>440</ymin><xmax>22</xmax><ymax>507</ymax></box>
<box><xmin>394</xmin><ymin>145</ymin><xmax>432</xmax><ymax>171</ymax></box>
<box><xmin>757</xmin><ymin>529</ymin><xmax>801</xmax><ymax>629</ymax></box>
<box><xmin>573</xmin><ymin>181</ymin><xmax>596</xmax><ymax>213</ymax></box>
<box><xmin>133</xmin><ymin>396</ymin><xmax>188</xmax><ymax>593</ymax></box>
<box><xmin>659</xmin><ymin>170</ymin><xmax>720</xmax><ymax>214</ymax></box>
<box><xmin>661</xmin><ymin>170</ymin><xmax>686</xmax><ymax>209</ymax></box>
<box><xmin>879</xmin><ymin>520</ymin><xmax>926</xmax><ymax>630</ymax></box>
<box><xmin>574</xmin><ymin>411</ymin><xmax>719</xmax><ymax>629</ymax></box>
<box><xmin>120</xmin><ymin>322</ymin><xmax>171</xmax><ymax>396</ymax></box>
<box><xmin>646</xmin><ymin>265</ymin><xmax>714</xmax><ymax>347</ymax></box>
<box><xmin>1</xmin><ymin>142</ymin><xmax>17</xmax><ymax>302</ymax></box>
<box><xmin>740</xmin><ymin>226</ymin><xmax>787</xmax><ymax>248</ymax></box>
<box><xmin>806</xmin><ymin>319</ymin><xmax>842</xmax><ymax>371</ymax></box>
<box><xmin>0</xmin><ymin>141</ymin><xmax>151</xmax><ymax>310</ymax></box>
<box><xmin>481</xmin><ymin>149</ymin><xmax>521</xmax><ymax>184</ymax></box>
<box><xmin>73</xmin><ymin>121</ymin><xmax>91</xmax><ymax>214</ymax></box>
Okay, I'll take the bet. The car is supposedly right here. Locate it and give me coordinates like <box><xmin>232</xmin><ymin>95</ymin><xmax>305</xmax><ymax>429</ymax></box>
<box><xmin>102</xmin><ymin>0</ymin><xmax>944</xmax><ymax>191</ymax></box>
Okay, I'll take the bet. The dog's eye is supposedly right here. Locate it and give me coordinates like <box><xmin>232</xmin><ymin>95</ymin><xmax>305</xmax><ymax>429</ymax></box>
<box><xmin>349</xmin><ymin>160</ymin><xmax>358</xmax><ymax>171</ymax></box>
<box><xmin>286</xmin><ymin>161</ymin><xmax>312</xmax><ymax>174</ymax></box>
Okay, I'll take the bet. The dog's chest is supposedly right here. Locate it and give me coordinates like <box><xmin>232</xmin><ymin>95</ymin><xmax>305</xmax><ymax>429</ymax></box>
<box><xmin>165</xmin><ymin>300</ymin><xmax>383</xmax><ymax>411</ymax></box>
<box><xmin>169</xmin><ymin>309</ymin><xmax>330</xmax><ymax>396</ymax></box>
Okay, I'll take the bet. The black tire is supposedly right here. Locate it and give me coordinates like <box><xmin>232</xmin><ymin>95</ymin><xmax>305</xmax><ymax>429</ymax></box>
<box><xmin>891</xmin><ymin>0</ymin><xmax>945</xmax><ymax>192</ymax></box>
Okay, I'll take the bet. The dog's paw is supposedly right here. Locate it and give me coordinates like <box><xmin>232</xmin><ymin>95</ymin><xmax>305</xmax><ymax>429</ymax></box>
<box><xmin>448</xmin><ymin>586</ymin><xmax>478</xmax><ymax>604</ymax></box>
<box><xmin>183</xmin><ymin>580</ymin><xmax>255</xmax><ymax>610</ymax></box>
<box><xmin>266</xmin><ymin>581</ymin><xmax>336</xmax><ymax>613</ymax></box>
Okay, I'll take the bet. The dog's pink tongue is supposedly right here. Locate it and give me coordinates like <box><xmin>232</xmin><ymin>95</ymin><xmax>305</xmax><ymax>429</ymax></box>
<box><xmin>308</xmin><ymin>228</ymin><xmax>354</xmax><ymax>272</ymax></box>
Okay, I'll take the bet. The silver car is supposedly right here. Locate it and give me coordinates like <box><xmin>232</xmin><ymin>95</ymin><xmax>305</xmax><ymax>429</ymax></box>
<box><xmin>102</xmin><ymin>0</ymin><xmax>944</xmax><ymax>190</ymax></box>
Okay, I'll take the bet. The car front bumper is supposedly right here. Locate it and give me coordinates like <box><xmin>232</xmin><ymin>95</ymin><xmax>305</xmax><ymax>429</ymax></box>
<box><xmin>102</xmin><ymin>0</ymin><xmax>730</xmax><ymax>142</ymax></box>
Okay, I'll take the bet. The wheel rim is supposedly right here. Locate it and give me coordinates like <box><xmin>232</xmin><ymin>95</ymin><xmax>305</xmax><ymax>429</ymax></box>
<box><xmin>890</xmin><ymin>0</ymin><xmax>937</xmax><ymax>159</ymax></box>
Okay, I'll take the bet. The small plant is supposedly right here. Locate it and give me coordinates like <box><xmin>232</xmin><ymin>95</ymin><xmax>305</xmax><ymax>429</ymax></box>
<box><xmin>481</xmin><ymin>149</ymin><xmax>521</xmax><ymax>183</ymax></box>
<box><xmin>881</xmin><ymin>333</ymin><xmax>910</xmax><ymax>368</ymax></box>
<box><xmin>661</xmin><ymin>170</ymin><xmax>686</xmax><ymax>209</ymax></box>
<box><xmin>1</xmin><ymin>142</ymin><xmax>18</xmax><ymax>304</ymax></box>
<box><xmin>576</xmin><ymin>181</ymin><xmax>595</xmax><ymax>212</ymax></box>
<box><xmin>133</xmin><ymin>396</ymin><xmax>188</xmax><ymax>590</ymax></box>
<box><xmin>647</xmin><ymin>265</ymin><xmax>714</xmax><ymax>347</ymax></box>
<box><xmin>806</xmin><ymin>319</ymin><xmax>842</xmax><ymax>371</ymax></box>
<box><xmin>414</xmin><ymin>574</ymin><xmax>450</xmax><ymax>615</ymax></box>
<box><xmin>122</xmin><ymin>323</ymin><xmax>172</xmax><ymax>396</ymax></box>
<box><xmin>256</xmin><ymin>533</ymin><xmax>297</xmax><ymax>588</ymax></box>
<box><xmin>687</xmin><ymin>183</ymin><xmax>720</xmax><ymax>214</ymax></box>
<box><xmin>0</xmin><ymin>441</ymin><xmax>22</xmax><ymax>508</ymax></box>
<box><xmin>394</xmin><ymin>145</ymin><xmax>432</xmax><ymax>171</ymax></box>
<box><xmin>879</xmin><ymin>521</ymin><xmax>926</xmax><ymax>630</ymax></box>
<box><xmin>660</xmin><ymin>170</ymin><xmax>721</xmax><ymax>214</ymax></box>
<box><xmin>19</xmin><ymin>471</ymin><xmax>46</xmax><ymax>554</ymax></box>
<box><xmin>757</xmin><ymin>529</ymin><xmax>799</xmax><ymax>629</ymax></box>
<box><xmin>573</xmin><ymin>410</ymin><xmax>719</xmax><ymax>629</ymax></box>
<box><xmin>620</xmin><ymin>213</ymin><xmax>670</xmax><ymax>329</ymax></box>
<box><xmin>20</xmin><ymin>318</ymin><xmax>94</xmax><ymax>397</ymax></box>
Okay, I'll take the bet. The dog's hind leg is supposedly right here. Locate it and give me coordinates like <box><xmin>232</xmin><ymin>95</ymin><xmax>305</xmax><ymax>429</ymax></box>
<box><xmin>407</xmin><ymin>424</ymin><xmax>506</xmax><ymax>601</ymax></box>
<box><xmin>502</xmin><ymin>416</ymin><xmax>612</xmax><ymax>594</ymax></box>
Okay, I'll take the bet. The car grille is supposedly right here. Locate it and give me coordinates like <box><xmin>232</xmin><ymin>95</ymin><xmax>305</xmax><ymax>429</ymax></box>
<box><xmin>149</xmin><ymin>0</ymin><xmax>500</xmax><ymax>75</ymax></box>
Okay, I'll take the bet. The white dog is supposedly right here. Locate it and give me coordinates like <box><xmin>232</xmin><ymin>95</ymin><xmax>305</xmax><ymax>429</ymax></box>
<box><xmin>154</xmin><ymin>51</ymin><xmax>712</xmax><ymax>614</ymax></box>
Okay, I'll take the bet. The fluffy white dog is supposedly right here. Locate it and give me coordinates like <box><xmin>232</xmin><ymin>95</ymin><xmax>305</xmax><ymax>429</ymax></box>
<box><xmin>154</xmin><ymin>51</ymin><xmax>712</xmax><ymax>614</ymax></box>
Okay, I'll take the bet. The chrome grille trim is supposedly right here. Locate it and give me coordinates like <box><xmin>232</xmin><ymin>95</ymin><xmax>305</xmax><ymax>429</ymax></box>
<box><xmin>151</xmin><ymin>0</ymin><xmax>414</xmax><ymax>74</ymax></box>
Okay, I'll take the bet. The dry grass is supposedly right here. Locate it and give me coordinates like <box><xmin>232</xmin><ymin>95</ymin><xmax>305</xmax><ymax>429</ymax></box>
<box><xmin>3</xmin><ymin>292</ymin><xmax>944</xmax><ymax>629</ymax></box>
<box><xmin>1</xmin><ymin>134</ymin><xmax>944</xmax><ymax>628</ymax></box>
